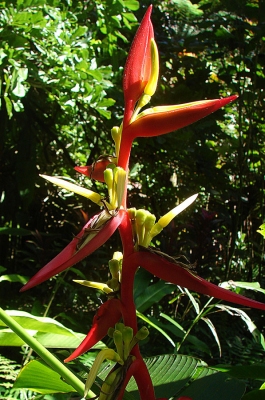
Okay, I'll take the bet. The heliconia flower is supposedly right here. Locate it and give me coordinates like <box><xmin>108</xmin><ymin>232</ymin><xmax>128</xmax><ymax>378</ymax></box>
<box><xmin>65</xmin><ymin>299</ymin><xmax>123</xmax><ymax>363</ymax></box>
<box><xmin>123</xmin><ymin>5</ymin><xmax>154</xmax><ymax>126</ymax></box>
<box><xmin>118</xmin><ymin>95</ymin><xmax>238</xmax><ymax>169</ymax></box>
<box><xmin>127</xmin><ymin>251</ymin><xmax>265</xmax><ymax>311</ymax></box>
<box><xmin>20</xmin><ymin>210</ymin><xmax>126</xmax><ymax>291</ymax></box>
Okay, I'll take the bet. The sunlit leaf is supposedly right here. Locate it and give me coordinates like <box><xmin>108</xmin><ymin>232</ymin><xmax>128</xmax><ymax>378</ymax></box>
<box><xmin>13</xmin><ymin>360</ymin><xmax>75</xmax><ymax>394</ymax></box>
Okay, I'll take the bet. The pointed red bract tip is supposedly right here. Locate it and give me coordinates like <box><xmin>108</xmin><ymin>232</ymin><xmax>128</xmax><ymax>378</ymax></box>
<box><xmin>123</xmin><ymin>5</ymin><xmax>154</xmax><ymax>126</ymax></box>
<box><xmin>75</xmin><ymin>157</ymin><xmax>116</xmax><ymax>182</ymax></box>
<box><xmin>64</xmin><ymin>299</ymin><xmax>122</xmax><ymax>362</ymax></box>
<box><xmin>74</xmin><ymin>165</ymin><xmax>90</xmax><ymax>176</ymax></box>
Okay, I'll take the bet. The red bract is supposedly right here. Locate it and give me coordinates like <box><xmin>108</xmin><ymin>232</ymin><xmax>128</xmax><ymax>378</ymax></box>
<box><xmin>117</xmin><ymin>358</ymin><xmax>156</xmax><ymax>400</ymax></box>
<box><xmin>118</xmin><ymin>95</ymin><xmax>238</xmax><ymax>169</ymax></box>
<box><xmin>20</xmin><ymin>210</ymin><xmax>126</xmax><ymax>291</ymax></box>
<box><xmin>64</xmin><ymin>299</ymin><xmax>122</xmax><ymax>362</ymax></box>
<box><xmin>75</xmin><ymin>157</ymin><xmax>116</xmax><ymax>182</ymax></box>
<box><xmin>123</xmin><ymin>5</ymin><xmax>154</xmax><ymax>126</ymax></box>
<box><xmin>128</xmin><ymin>251</ymin><xmax>265</xmax><ymax>311</ymax></box>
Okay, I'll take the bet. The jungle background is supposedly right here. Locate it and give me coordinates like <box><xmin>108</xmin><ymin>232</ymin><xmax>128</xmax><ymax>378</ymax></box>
<box><xmin>1</xmin><ymin>0</ymin><xmax>265</xmax><ymax>397</ymax></box>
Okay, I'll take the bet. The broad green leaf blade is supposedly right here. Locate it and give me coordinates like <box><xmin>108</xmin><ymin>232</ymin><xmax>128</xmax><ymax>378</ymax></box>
<box><xmin>35</xmin><ymin>332</ymin><xmax>86</xmax><ymax>348</ymax></box>
<box><xmin>127</xmin><ymin>354</ymin><xmax>198</xmax><ymax>399</ymax></box>
<box><xmin>179</xmin><ymin>368</ymin><xmax>245</xmax><ymax>400</ymax></box>
<box><xmin>0</xmin><ymin>310</ymin><xmax>80</xmax><ymax>335</ymax></box>
<box><xmin>0</xmin><ymin>310</ymin><xmax>107</xmax><ymax>349</ymax></box>
<box><xmin>0</xmin><ymin>328</ymin><xmax>86</xmax><ymax>348</ymax></box>
<box><xmin>13</xmin><ymin>360</ymin><xmax>75</xmax><ymax>394</ymax></box>
<box><xmin>0</xmin><ymin>329</ymin><xmax>35</xmax><ymax>346</ymax></box>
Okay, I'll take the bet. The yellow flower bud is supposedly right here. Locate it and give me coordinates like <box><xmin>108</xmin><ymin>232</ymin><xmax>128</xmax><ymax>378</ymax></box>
<box><xmin>40</xmin><ymin>175</ymin><xmax>102</xmax><ymax>205</ymax></box>
<box><xmin>73</xmin><ymin>280</ymin><xmax>113</xmax><ymax>294</ymax></box>
<box><xmin>157</xmin><ymin>194</ymin><xmax>198</xmax><ymax>228</ymax></box>
<box><xmin>122</xmin><ymin>326</ymin><xmax>134</xmax><ymax>360</ymax></box>
<box><xmin>109</xmin><ymin>259</ymin><xmax>120</xmax><ymax>279</ymax></box>
<box><xmin>144</xmin><ymin>38</ymin><xmax>159</xmax><ymax>97</ymax></box>
<box><xmin>113</xmin><ymin>330</ymin><xmax>124</xmax><ymax>359</ymax></box>
<box><xmin>150</xmin><ymin>194</ymin><xmax>198</xmax><ymax>239</ymax></box>
<box><xmin>111</xmin><ymin>124</ymin><xmax>122</xmax><ymax>158</ymax></box>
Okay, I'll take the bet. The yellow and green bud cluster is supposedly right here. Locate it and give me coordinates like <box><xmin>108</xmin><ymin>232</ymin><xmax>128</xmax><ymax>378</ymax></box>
<box><xmin>128</xmin><ymin>194</ymin><xmax>198</xmax><ymax>249</ymax></box>
<box><xmin>104</xmin><ymin>165</ymin><xmax>127</xmax><ymax>209</ymax></box>
<box><xmin>128</xmin><ymin>208</ymin><xmax>156</xmax><ymax>248</ymax></box>
<box><xmin>108</xmin><ymin>323</ymin><xmax>149</xmax><ymax>361</ymax></box>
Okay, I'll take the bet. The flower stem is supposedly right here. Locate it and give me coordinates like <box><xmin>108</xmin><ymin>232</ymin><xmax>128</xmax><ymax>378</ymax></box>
<box><xmin>0</xmin><ymin>307</ymin><xmax>95</xmax><ymax>398</ymax></box>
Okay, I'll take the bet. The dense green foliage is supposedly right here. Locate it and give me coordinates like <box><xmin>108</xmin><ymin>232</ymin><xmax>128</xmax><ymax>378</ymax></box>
<box><xmin>1</xmin><ymin>0</ymin><xmax>265</xmax><ymax>398</ymax></box>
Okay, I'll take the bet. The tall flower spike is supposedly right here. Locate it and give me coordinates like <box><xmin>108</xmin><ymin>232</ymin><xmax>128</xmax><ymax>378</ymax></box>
<box><xmin>123</xmin><ymin>5</ymin><xmax>154</xmax><ymax>126</ymax></box>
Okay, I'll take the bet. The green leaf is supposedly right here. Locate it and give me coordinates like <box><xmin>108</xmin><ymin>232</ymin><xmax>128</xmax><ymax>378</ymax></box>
<box><xmin>13</xmin><ymin>360</ymin><xmax>76</xmax><ymax>394</ymax></box>
<box><xmin>71</xmin><ymin>26</ymin><xmax>88</xmax><ymax>40</ymax></box>
<box><xmin>257</xmin><ymin>224</ymin><xmax>265</xmax><ymax>238</ymax></box>
<box><xmin>0</xmin><ymin>274</ymin><xmax>28</xmax><ymax>284</ymax></box>
<box><xmin>121</xmin><ymin>0</ymin><xmax>139</xmax><ymax>11</ymax></box>
<box><xmin>122</xmin><ymin>12</ymin><xmax>138</xmax><ymax>22</ymax></box>
<box><xmin>221</xmin><ymin>281</ymin><xmax>265</xmax><ymax>295</ymax></box>
<box><xmin>0</xmin><ymin>310</ymin><xmax>76</xmax><ymax>335</ymax></box>
<box><xmin>0</xmin><ymin>310</ymin><xmax>88</xmax><ymax>348</ymax></box>
<box><xmin>87</xmin><ymin>70</ymin><xmax>103</xmax><ymax>81</ymax></box>
<box><xmin>135</xmin><ymin>281</ymin><xmax>174</xmax><ymax>312</ymax></box>
<box><xmin>201</xmin><ymin>317</ymin><xmax>221</xmax><ymax>357</ymax></box>
<box><xmin>12</xmin><ymin>81</ymin><xmax>27</xmax><ymax>97</ymax></box>
<box><xmin>17</xmin><ymin>67</ymin><xmax>28</xmax><ymax>81</ymax></box>
<box><xmin>96</xmin><ymin>108</ymin><xmax>111</xmax><ymax>119</ymax></box>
